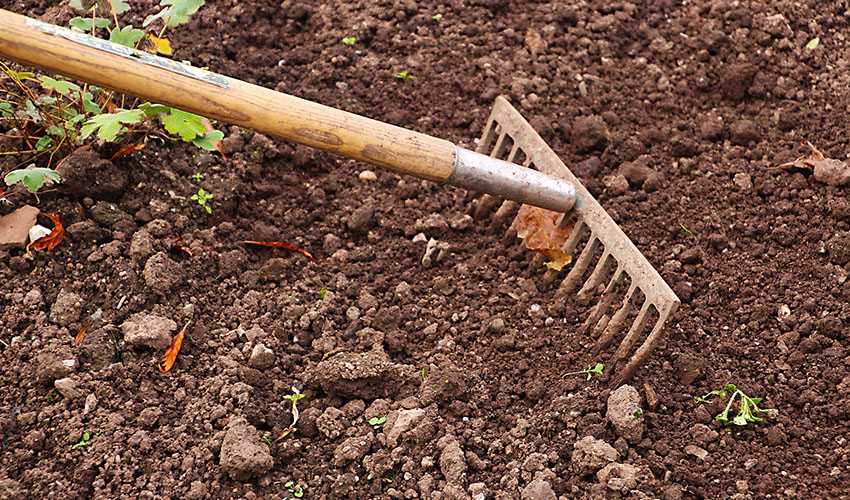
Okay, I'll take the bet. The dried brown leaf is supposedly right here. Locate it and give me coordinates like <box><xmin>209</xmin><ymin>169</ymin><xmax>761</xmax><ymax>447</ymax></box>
<box><xmin>515</xmin><ymin>204</ymin><xmax>573</xmax><ymax>271</ymax></box>
<box><xmin>158</xmin><ymin>321</ymin><xmax>189</xmax><ymax>373</ymax></box>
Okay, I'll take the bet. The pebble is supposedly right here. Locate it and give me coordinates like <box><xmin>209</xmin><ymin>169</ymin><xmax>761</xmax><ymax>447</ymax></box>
<box><xmin>248</xmin><ymin>343</ymin><xmax>275</xmax><ymax>370</ymax></box>
<box><xmin>571</xmin><ymin>115</ymin><xmax>610</xmax><ymax>153</ymax></box>
<box><xmin>347</xmin><ymin>202</ymin><xmax>375</xmax><ymax>234</ymax></box>
<box><xmin>733</xmin><ymin>173</ymin><xmax>753</xmax><ymax>191</ymax></box>
<box><xmin>359</xmin><ymin>170</ymin><xmax>377</xmax><ymax>181</ymax></box>
<box><xmin>571</xmin><ymin>436</ymin><xmax>619</xmax><ymax>476</ymax></box>
<box><xmin>49</xmin><ymin>289</ymin><xmax>83</xmax><ymax>327</ymax></box>
<box><xmin>684</xmin><ymin>444</ymin><xmax>708</xmax><ymax>460</ymax></box>
<box><xmin>729</xmin><ymin>120</ymin><xmax>760</xmax><ymax>146</ymax></box>
<box><xmin>606</xmin><ymin>385</ymin><xmax>644</xmax><ymax>444</ymax></box>
<box><xmin>54</xmin><ymin>377</ymin><xmax>80</xmax><ymax>399</ymax></box>
<box><xmin>449</xmin><ymin>213</ymin><xmax>473</xmax><ymax>231</ymax></box>
<box><xmin>813</xmin><ymin>159</ymin><xmax>850</xmax><ymax>186</ymax></box>
<box><xmin>0</xmin><ymin>205</ymin><xmax>39</xmax><ymax>250</ymax></box>
<box><xmin>521</xmin><ymin>479</ymin><xmax>556</xmax><ymax>500</ymax></box>
<box><xmin>121</xmin><ymin>312</ymin><xmax>177</xmax><ymax>350</ymax></box>
<box><xmin>597</xmin><ymin>463</ymin><xmax>638</xmax><ymax>492</ymax></box>
<box><xmin>604</xmin><ymin>174</ymin><xmax>629</xmax><ymax>196</ymax></box>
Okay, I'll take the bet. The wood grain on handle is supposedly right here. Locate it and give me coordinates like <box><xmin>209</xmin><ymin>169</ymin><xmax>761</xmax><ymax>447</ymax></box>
<box><xmin>0</xmin><ymin>9</ymin><xmax>457</xmax><ymax>182</ymax></box>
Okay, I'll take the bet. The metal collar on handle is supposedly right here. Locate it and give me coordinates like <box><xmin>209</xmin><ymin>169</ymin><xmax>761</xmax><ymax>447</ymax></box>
<box><xmin>448</xmin><ymin>147</ymin><xmax>577</xmax><ymax>213</ymax></box>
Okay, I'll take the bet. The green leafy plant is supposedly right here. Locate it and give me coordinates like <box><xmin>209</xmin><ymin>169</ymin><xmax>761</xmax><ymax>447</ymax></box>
<box><xmin>368</xmin><ymin>416</ymin><xmax>386</xmax><ymax>430</ymax></box>
<box><xmin>318</xmin><ymin>287</ymin><xmax>327</xmax><ymax>299</ymax></box>
<box><xmin>342</xmin><ymin>37</ymin><xmax>356</xmax><ymax>45</ymax></box>
<box><xmin>566</xmin><ymin>363</ymin><xmax>604</xmax><ymax>381</ymax></box>
<box><xmin>805</xmin><ymin>37</ymin><xmax>820</xmax><ymax>50</ymax></box>
<box><xmin>261</xmin><ymin>432</ymin><xmax>272</xmax><ymax>446</ymax></box>
<box><xmin>432</xmin><ymin>13</ymin><xmax>443</xmax><ymax>21</ymax></box>
<box><xmin>190</xmin><ymin>188</ymin><xmax>213</xmax><ymax>214</ymax></box>
<box><xmin>4</xmin><ymin>168</ymin><xmax>61</xmax><ymax>193</ymax></box>
<box><xmin>695</xmin><ymin>383</ymin><xmax>776</xmax><ymax>426</ymax></box>
<box><xmin>0</xmin><ymin>0</ymin><xmax>219</xmax><ymax>196</ymax></box>
<box><xmin>284</xmin><ymin>481</ymin><xmax>304</xmax><ymax>498</ymax></box>
<box><xmin>395</xmin><ymin>70</ymin><xmax>416</xmax><ymax>80</ymax></box>
<box><xmin>71</xmin><ymin>432</ymin><xmax>92</xmax><ymax>449</ymax></box>
<box><xmin>191</xmin><ymin>172</ymin><xmax>204</xmax><ymax>181</ymax></box>
<box><xmin>633</xmin><ymin>408</ymin><xmax>642</xmax><ymax>419</ymax></box>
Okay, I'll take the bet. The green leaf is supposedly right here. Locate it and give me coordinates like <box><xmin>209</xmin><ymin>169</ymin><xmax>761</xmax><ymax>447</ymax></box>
<box><xmin>35</xmin><ymin>136</ymin><xmax>54</xmax><ymax>151</ymax></box>
<box><xmin>433</xmin><ymin>13</ymin><xmax>443</xmax><ymax>21</ymax></box>
<box><xmin>4</xmin><ymin>168</ymin><xmax>61</xmax><ymax>193</ymax></box>
<box><xmin>342</xmin><ymin>37</ymin><xmax>356</xmax><ymax>45</ymax></box>
<box><xmin>47</xmin><ymin>125</ymin><xmax>66</xmax><ymax>137</ymax></box>
<box><xmin>0</xmin><ymin>102</ymin><xmax>11</xmax><ymax>117</ymax></box>
<box><xmin>40</xmin><ymin>76</ymin><xmax>80</xmax><ymax>95</ymax></box>
<box><xmin>37</xmin><ymin>96</ymin><xmax>57</xmax><ymax>106</ymax></box>
<box><xmin>138</xmin><ymin>102</ymin><xmax>172</xmax><ymax>118</ymax></box>
<box><xmin>191</xmin><ymin>129</ymin><xmax>223</xmax><ymax>150</ymax></box>
<box><xmin>109</xmin><ymin>26</ymin><xmax>145</xmax><ymax>48</ymax></box>
<box><xmin>112</xmin><ymin>0</ymin><xmax>131</xmax><ymax>14</ymax></box>
<box><xmin>160</xmin><ymin>109</ymin><xmax>206</xmax><ymax>141</ymax></box>
<box><xmin>25</xmin><ymin>100</ymin><xmax>41</xmax><ymax>123</ymax></box>
<box><xmin>69</xmin><ymin>16</ymin><xmax>111</xmax><ymax>31</ymax></box>
<box><xmin>143</xmin><ymin>0</ymin><xmax>204</xmax><ymax>28</ymax></box>
<box><xmin>80</xmin><ymin>109</ymin><xmax>144</xmax><ymax>142</ymax></box>
<box><xmin>805</xmin><ymin>37</ymin><xmax>820</xmax><ymax>50</ymax></box>
<box><xmin>80</xmin><ymin>92</ymin><xmax>99</xmax><ymax>114</ymax></box>
<box><xmin>8</xmin><ymin>70</ymin><xmax>35</xmax><ymax>80</ymax></box>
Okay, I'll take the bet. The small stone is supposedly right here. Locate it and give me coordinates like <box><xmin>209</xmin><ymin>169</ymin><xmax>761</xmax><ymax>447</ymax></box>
<box><xmin>121</xmin><ymin>312</ymin><xmax>177</xmax><ymax>350</ymax></box>
<box><xmin>684</xmin><ymin>444</ymin><xmax>708</xmax><ymax>460</ymax></box>
<box><xmin>573</xmin><ymin>156</ymin><xmax>602</xmax><ymax>178</ymax></box>
<box><xmin>386</xmin><ymin>408</ymin><xmax>426</xmax><ymax>447</ymax></box>
<box><xmin>219</xmin><ymin>416</ymin><xmax>273</xmax><ymax>481</ymax></box>
<box><xmin>606</xmin><ymin>385</ymin><xmax>644</xmax><ymax>444</ymax></box>
<box><xmin>758</xmin><ymin>13</ymin><xmax>793</xmax><ymax>38</ymax></box>
<box><xmin>729</xmin><ymin>120</ymin><xmax>760</xmax><ymax>146</ymax></box>
<box><xmin>84</xmin><ymin>393</ymin><xmax>98</xmax><ymax>414</ymax></box>
<box><xmin>521</xmin><ymin>479</ymin><xmax>556</xmax><ymax>500</ymax></box>
<box><xmin>54</xmin><ymin>377</ymin><xmax>80</xmax><ymax>399</ymax></box>
<box><xmin>619</xmin><ymin>159</ymin><xmax>654</xmax><ymax>187</ymax></box>
<box><xmin>766</xmin><ymin>425</ymin><xmax>786</xmax><ymax>446</ymax></box>
<box><xmin>359</xmin><ymin>170</ymin><xmax>378</xmax><ymax>181</ymax></box>
<box><xmin>826</xmin><ymin>233</ymin><xmax>850</xmax><ymax>266</ymax></box>
<box><xmin>698</xmin><ymin>115</ymin><xmax>724</xmax><ymax>141</ymax></box>
<box><xmin>248</xmin><ymin>343</ymin><xmax>275</xmax><ymax>370</ymax></box>
<box><xmin>643</xmin><ymin>172</ymin><xmax>664</xmax><ymax>192</ymax></box>
<box><xmin>571</xmin><ymin>436</ymin><xmax>618</xmax><ymax>476</ymax></box>
<box><xmin>34</xmin><ymin>346</ymin><xmax>76</xmax><ymax>386</ymax></box>
<box><xmin>813</xmin><ymin>159</ymin><xmax>850</xmax><ymax>186</ymax></box>
<box><xmin>571</xmin><ymin>115</ymin><xmax>610</xmax><ymax>153</ymax></box>
<box><xmin>333</xmin><ymin>433</ymin><xmax>374</xmax><ymax>467</ymax></box>
<box><xmin>90</xmin><ymin>201</ymin><xmax>129</xmax><ymax>227</ymax></box>
<box><xmin>0</xmin><ymin>205</ymin><xmax>39</xmax><ymax>250</ymax></box>
<box><xmin>414</xmin><ymin>214</ymin><xmax>449</xmax><ymax>237</ymax></box>
<box><xmin>449</xmin><ymin>214</ymin><xmax>473</xmax><ymax>231</ymax></box>
<box><xmin>672</xmin><ymin>353</ymin><xmax>706</xmax><ymax>385</ymax></box>
<box><xmin>719</xmin><ymin>64</ymin><xmax>757</xmax><ymax>101</ymax></box>
<box><xmin>439</xmin><ymin>439</ymin><xmax>467</xmax><ymax>484</ymax></box>
<box><xmin>604</xmin><ymin>174</ymin><xmax>629</xmax><ymax>196</ymax></box>
<box><xmin>129</xmin><ymin>230</ymin><xmax>155</xmax><ymax>261</ymax></box>
<box><xmin>733</xmin><ymin>173</ymin><xmax>753</xmax><ymax>191</ymax></box>
<box><xmin>49</xmin><ymin>289</ymin><xmax>83</xmax><ymax>327</ymax></box>
<box><xmin>597</xmin><ymin>462</ymin><xmax>638</xmax><ymax>492</ymax></box>
<box><xmin>347</xmin><ymin>202</ymin><xmax>375</xmax><ymax>234</ymax></box>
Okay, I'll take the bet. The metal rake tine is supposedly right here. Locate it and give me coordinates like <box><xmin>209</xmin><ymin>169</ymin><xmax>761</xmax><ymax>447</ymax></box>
<box><xmin>558</xmin><ymin>236</ymin><xmax>599</xmax><ymax>296</ymax></box>
<box><xmin>493</xmin><ymin>200</ymin><xmax>519</xmax><ymax>227</ymax></box>
<box><xmin>611</xmin><ymin>299</ymin><xmax>654</xmax><ymax>369</ymax></box>
<box><xmin>593</xmin><ymin>282</ymin><xmax>637</xmax><ymax>352</ymax></box>
<box><xmin>576</xmin><ymin>252</ymin><xmax>613</xmax><ymax>303</ymax></box>
<box><xmin>614</xmin><ymin>306</ymin><xmax>676</xmax><ymax>385</ymax></box>
<box><xmin>583</xmin><ymin>268</ymin><xmax>625</xmax><ymax>336</ymax></box>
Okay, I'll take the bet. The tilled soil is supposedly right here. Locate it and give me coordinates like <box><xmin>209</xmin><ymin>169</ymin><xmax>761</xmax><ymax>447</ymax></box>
<box><xmin>2</xmin><ymin>0</ymin><xmax>850</xmax><ymax>499</ymax></box>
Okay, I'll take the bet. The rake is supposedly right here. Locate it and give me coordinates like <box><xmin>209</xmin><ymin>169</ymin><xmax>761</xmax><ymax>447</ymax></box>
<box><xmin>0</xmin><ymin>9</ymin><xmax>678</xmax><ymax>385</ymax></box>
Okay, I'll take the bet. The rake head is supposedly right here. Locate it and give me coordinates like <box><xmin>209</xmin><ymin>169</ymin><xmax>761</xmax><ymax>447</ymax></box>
<box><xmin>474</xmin><ymin>97</ymin><xmax>680</xmax><ymax>386</ymax></box>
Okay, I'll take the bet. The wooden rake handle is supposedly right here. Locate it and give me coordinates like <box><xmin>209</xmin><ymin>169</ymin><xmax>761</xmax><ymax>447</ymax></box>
<box><xmin>0</xmin><ymin>9</ymin><xmax>576</xmax><ymax>212</ymax></box>
<box><xmin>0</xmin><ymin>9</ymin><xmax>456</xmax><ymax>181</ymax></box>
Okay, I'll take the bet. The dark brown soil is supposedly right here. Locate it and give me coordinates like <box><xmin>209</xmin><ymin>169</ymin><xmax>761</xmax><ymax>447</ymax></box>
<box><xmin>2</xmin><ymin>0</ymin><xmax>850</xmax><ymax>499</ymax></box>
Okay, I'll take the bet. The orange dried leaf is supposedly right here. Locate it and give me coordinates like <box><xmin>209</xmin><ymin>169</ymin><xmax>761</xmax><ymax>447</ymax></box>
<box><xmin>158</xmin><ymin>321</ymin><xmax>189</xmax><ymax>373</ymax></box>
<box><xmin>777</xmin><ymin>141</ymin><xmax>825</xmax><ymax>172</ymax></box>
<box><xmin>75</xmin><ymin>320</ymin><xmax>90</xmax><ymax>347</ymax></box>
<box><xmin>26</xmin><ymin>212</ymin><xmax>65</xmax><ymax>255</ymax></box>
<box><xmin>148</xmin><ymin>34</ymin><xmax>173</xmax><ymax>55</ymax></box>
<box><xmin>111</xmin><ymin>142</ymin><xmax>146</xmax><ymax>161</ymax></box>
<box><xmin>515</xmin><ymin>204</ymin><xmax>574</xmax><ymax>271</ymax></box>
<box><xmin>241</xmin><ymin>240</ymin><xmax>317</xmax><ymax>262</ymax></box>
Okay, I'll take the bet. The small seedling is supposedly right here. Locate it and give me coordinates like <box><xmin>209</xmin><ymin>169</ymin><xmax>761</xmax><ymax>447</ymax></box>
<box><xmin>432</xmin><ymin>13</ymin><xmax>443</xmax><ymax>21</ymax></box>
<box><xmin>191</xmin><ymin>172</ymin><xmax>204</xmax><ymax>181</ymax></box>
<box><xmin>261</xmin><ymin>432</ymin><xmax>272</xmax><ymax>446</ymax></box>
<box><xmin>633</xmin><ymin>408</ymin><xmax>643</xmax><ymax>419</ymax></box>
<box><xmin>342</xmin><ymin>37</ymin><xmax>356</xmax><ymax>45</ymax></box>
<box><xmin>805</xmin><ymin>37</ymin><xmax>820</xmax><ymax>50</ymax></box>
<box><xmin>318</xmin><ymin>288</ymin><xmax>327</xmax><ymax>299</ymax></box>
<box><xmin>368</xmin><ymin>416</ymin><xmax>386</xmax><ymax>430</ymax></box>
<box><xmin>395</xmin><ymin>70</ymin><xmax>416</xmax><ymax>80</ymax></box>
<box><xmin>421</xmin><ymin>367</ymin><xmax>426</xmax><ymax>381</ymax></box>
<box><xmin>566</xmin><ymin>363</ymin><xmax>604</xmax><ymax>381</ymax></box>
<box><xmin>680</xmin><ymin>223</ymin><xmax>692</xmax><ymax>235</ymax></box>
<box><xmin>71</xmin><ymin>432</ymin><xmax>92</xmax><ymax>449</ymax></box>
<box><xmin>191</xmin><ymin>188</ymin><xmax>213</xmax><ymax>213</ymax></box>
<box><xmin>4</xmin><ymin>168</ymin><xmax>61</xmax><ymax>193</ymax></box>
<box><xmin>695</xmin><ymin>383</ymin><xmax>776</xmax><ymax>426</ymax></box>
<box><xmin>285</xmin><ymin>481</ymin><xmax>304</xmax><ymax>498</ymax></box>
<box><xmin>280</xmin><ymin>388</ymin><xmax>305</xmax><ymax>439</ymax></box>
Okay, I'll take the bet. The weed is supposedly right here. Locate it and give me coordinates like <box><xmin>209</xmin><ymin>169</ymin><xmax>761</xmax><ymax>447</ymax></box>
<box><xmin>0</xmin><ymin>0</ymin><xmax>219</xmax><ymax>195</ymax></box>
<box><xmin>71</xmin><ymin>432</ymin><xmax>92</xmax><ymax>449</ymax></box>
<box><xmin>395</xmin><ymin>70</ymin><xmax>416</xmax><ymax>80</ymax></box>
<box><xmin>284</xmin><ymin>481</ymin><xmax>304</xmax><ymax>498</ymax></box>
<box><xmin>805</xmin><ymin>37</ymin><xmax>820</xmax><ymax>50</ymax></box>
<box><xmin>342</xmin><ymin>37</ymin><xmax>357</xmax><ymax>45</ymax></box>
<box><xmin>566</xmin><ymin>363</ymin><xmax>604</xmax><ymax>381</ymax></box>
<box><xmin>368</xmin><ymin>416</ymin><xmax>386</xmax><ymax>430</ymax></box>
<box><xmin>191</xmin><ymin>188</ymin><xmax>213</xmax><ymax>214</ymax></box>
<box><xmin>279</xmin><ymin>387</ymin><xmax>305</xmax><ymax>439</ymax></box>
<box><xmin>191</xmin><ymin>172</ymin><xmax>204</xmax><ymax>181</ymax></box>
<box><xmin>318</xmin><ymin>287</ymin><xmax>327</xmax><ymax>299</ymax></box>
<box><xmin>680</xmin><ymin>223</ymin><xmax>692</xmax><ymax>235</ymax></box>
<box><xmin>432</xmin><ymin>13</ymin><xmax>443</xmax><ymax>21</ymax></box>
<box><xmin>261</xmin><ymin>432</ymin><xmax>272</xmax><ymax>446</ymax></box>
<box><xmin>633</xmin><ymin>408</ymin><xmax>643</xmax><ymax>419</ymax></box>
<box><xmin>695</xmin><ymin>383</ymin><xmax>776</xmax><ymax>426</ymax></box>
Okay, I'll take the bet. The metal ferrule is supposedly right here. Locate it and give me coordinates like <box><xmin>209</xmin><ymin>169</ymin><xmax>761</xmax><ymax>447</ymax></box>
<box><xmin>448</xmin><ymin>147</ymin><xmax>577</xmax><ymax>213</ymax></box>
